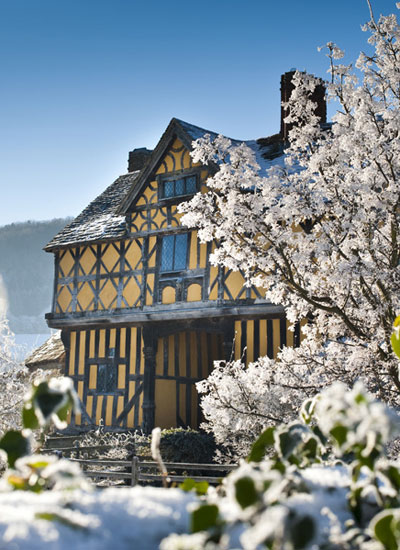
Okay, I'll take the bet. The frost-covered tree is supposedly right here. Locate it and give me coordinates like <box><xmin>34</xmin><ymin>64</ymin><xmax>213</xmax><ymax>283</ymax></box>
<box><xmin>180</xmin><ymin>4</ymin><xmax>400</xmax><ymax>453</ymax></box>
<box><xmin>0</xmin><ymin>316</ymin><xmax>29</xmax><ymax>437</ymax></box>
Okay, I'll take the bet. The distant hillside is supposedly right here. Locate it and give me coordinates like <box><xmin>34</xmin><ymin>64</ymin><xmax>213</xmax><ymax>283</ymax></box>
<box><xmin>0</xmin><ymin>218</ymin><xmax>72</xmax><ymax>333</ymax></box>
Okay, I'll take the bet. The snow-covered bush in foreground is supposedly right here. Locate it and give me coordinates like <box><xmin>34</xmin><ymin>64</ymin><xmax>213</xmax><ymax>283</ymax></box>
<box><xmin>2</xmin><ymin>375</ymin><xmax>400</xmax><ymax>548</ymax></box>
<box><xmin>163</xmin><ymin>382</ymin><xmax>400</xmax><ymax>550</ymax></box>
<box><xmin>180</xmin><ymin>3</ymin><xmax>400</xmax><ymax>420</ymax></box>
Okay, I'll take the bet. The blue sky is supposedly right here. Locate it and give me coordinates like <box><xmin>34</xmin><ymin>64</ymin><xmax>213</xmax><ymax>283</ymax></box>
<box><xmin>0</xmin><ymin>0</ymin><xmax>397</xmax><ymax>225</ymax></box>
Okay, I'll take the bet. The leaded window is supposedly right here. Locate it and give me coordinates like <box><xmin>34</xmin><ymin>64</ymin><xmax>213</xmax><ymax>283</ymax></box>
<box><xmin>161</xmin><ymin>174</ymin><xmax>197</xmax><ymax>198</ymax></box>
<box><xmin>160</xmin><ymin>233</ymin><xmax>188</xmax><ymax>272</ymax></box>
<box><xmin>97</xmin><ymin>364</ymin><xmax>116</xmax><ymax>393</ymax></box>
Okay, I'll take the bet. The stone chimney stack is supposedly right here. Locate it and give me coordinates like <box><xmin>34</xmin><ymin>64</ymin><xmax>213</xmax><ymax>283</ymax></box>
<box><xmin>128</xmin><ymin>148</ymin><xmax>153</xmax><ymax>173</ymax></box>
<box><xmin>280</xmin><ymin>70</ymin><xmax>327</xmax><ymax>140</ymax></box>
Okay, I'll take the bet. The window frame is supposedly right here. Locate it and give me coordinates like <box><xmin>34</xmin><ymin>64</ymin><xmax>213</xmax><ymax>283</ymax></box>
<box><xmin>158</xmin><ymin>172</ymin><xmax>199</xmax><ymax>201</ymax></box>
<box><xmin>160</xmin><ymin>232</ymin><xmax>189</xmax><ymax>273</ymax></box>
<box><xmin>97</xmin><ymin>363</ymin><xmax>117</xmax><ymax>394</ymax></box>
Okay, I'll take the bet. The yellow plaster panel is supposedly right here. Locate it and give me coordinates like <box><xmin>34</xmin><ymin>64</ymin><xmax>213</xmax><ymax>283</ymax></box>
<box><xmin>89</xmin><ymin>330</ymin><xmax>96</xmax><ymax>358</ymax></box>
<box><xmin>172</xmin><ymin>137</ymin><xmax>184</xmax><ymax>150</ymax></box>
<box><xmin>189</xmin><ymin>231</ymin><xmax>198</xmax><ymax>269</ymax></box>
<box><xmin>151</xmin><ymin>207</ymin><xmax>165</xmax><ymax>230</ymax></box>
<box><xmin>99</xmin><ymin>279</ymin><xmax>117</xmax><ymax>309</ymax></box>
<box><xmin>136</xmin><ymin>183</ymin><xmax>157</xmax><ymax>206</ymax></box>
<box><xmin>57</xmin><ymin>285</ymin><xmax>73</xmax><ymax>313</ymax></box>
<box><xmin>120</xmin><ymin>328</ymin><xmax>126</xmax><ymax>358</ymax></box>
<box><xmin>234</xmin><ymin>321</ymin><xmax>242</xmax><ymax>361</ymax></box>
<box><xmin>118</xmin><ymin>364</ymin><xmax>126</xmax><ymax>389</ymax></box>
<box><xmin>109</xmin><ymin>328</ymin><xmax>116</xmax><ymax>349</ymax></box>
<box><xmin>69</xmin><ymin>332</ymin><xmax>76</xmax><ymax>376</ymax></box>
<box><xmin>89</xmin><ymin>365</ymin><xmax>97</xmax><ymax>390</ymax></box>
<box><xmin>179</xmin><ymin>333</ymin><xmax>186</xmax><ymax>378</ymax></box>
<box><xmin>59</xmin><ymin>249</ymin><xmax>75</xmax><ymax>277</ymax></box>
<box><xmin>145</xmin><ymin>274</ymin><xmax>155</xmax><ymax>305</ymax></box>
<box><xmin>105</xmin><ymin>396</ymin><xmax>113</xmax><ymax>426</ymax></box>
<box><xmin>168</xmin><ymin>335</ymin><xmax>175</xmax><ymax>377</ymax></box>
<box><xmin>77</xmin><ymin>283</ymin><xmax>95</xmax><ymax>311</ymax></box>
<box><xmin>155</xmin><ymin>379</ymin><xmax>176</xmax><ymax>428</ymax></box>
<box><xmin>286</xmin><ymin>321</ymin><xmax>294</xmax><ymax>348</ymax></box>
<box><xmin>209</xmin><ymin>267</ymin><xmax>219</xmax><ymax>301</ymax></box>
<box><xmin>148</xmin><ymin>236</ymin><xmax>157</xmax><ymax>267</ymax></box>
<box><xmin>78</xmin><ymin>332</ymin><xmax>86</xmax><ymax>375</ymax></box>
<box><xmin>187</xmin><ymin>284</ymin><xmax>201</xmax><ymax>302</ymax></box>
<box><xmin>191</xmin><ymin>385</ymin><xmax>198</xmax><ymax>428</ymax></box>
<box><xmin>125</xmin><ymin>239</ymin><xmax>142</xmax><ymax>270</ymax></box>
<box><xmin>129</xmin><ymin>328</ymin><xmax>137</xmax><ymax>375</ymax></box>
<box><xmin>182</xmin><ymin>150</ymin><xmax>192</xmax><ymax>170</ymax></box>
<box><xmin>246</xmin><ymin>321</ymin><xmax>254</xmax><ymax>364</ymax></box>
<box><xmin>156</xmin><ymin>338</ymin><xmax>164</xmax><ymax>376</ymax></box>
<box><xmin>259</xmin><ymin>320</ymin><xmax>267</xmax><ymax>357</ymax></box>
<box><xmin>127</xmin><ymin>381</ymin><xmax>136</xmax><ymax>427</ymax></box>
<box><xmin>199</xmin><ymin>242</ymin><xmax>207</xmax><ymax>269</ymax></box>
<box><xmin>273</xmin><ymin>319</ymin><xmax>281</xmax><ymax>358</ymax></box>
<box><xmin>116</xmin><ymin>396</ymin><xmax>124</xmax><ymax>423</ymax></box>
<box><xmin>162</xmin><ymin>286</ymin><xmax>175</xmax><ymax>304</ymax></box>
<box><xmin>100</xmin><ymin>243</ymin><xmax>120</xmax><ymax>274</ymax></box>
<box><xmin>122</xmin><ymin>276</ymin><xmax>141</xmax><ymax>308</ymax></box>
<box><xmin>99</xmin><ymin>330</ymin><xmax>106</xmax><ymax>358</ymax></box>
<box><xmin>86</xmin><ymin>395</ymin><xmax>93</xmax><ymax>420</ymax></box>
<box><xmin>179</xmin><ymin>383</ymin><xmax>186</xmax><ymax>425</ymax></box>
<box><xmin>200</xmin><ymin>169</ymin><xmax>208</xmax><ymax>181</ymax></box>
<box><xmin>78</xmin><ymin>247</ymin><xmax>96</xmax><ymax>276</ymax></box>
<box><xmin>224</xmin><ymin>271</ymin><xmax>246</xmax><ymax>300</ymax></box>
<box><xmin>95</xmin><ymin>396</ymin><xmax>103</xmax><ymax>425</ymax></box>
<box><xmin>164</xmin><ymin>153</ymin><xmax>175</xmax><ymax>173</ymax></box>
<box><xmin>190</xmin><ymin>332</ymin><xmax>198</xmax><ymax>378</ymax></box>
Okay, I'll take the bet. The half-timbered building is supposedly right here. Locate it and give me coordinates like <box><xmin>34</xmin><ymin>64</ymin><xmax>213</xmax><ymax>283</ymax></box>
<box><xmin>44</xmin><ymin>71</ymin><xmax>326</xmax><ymax>432</ymax></box>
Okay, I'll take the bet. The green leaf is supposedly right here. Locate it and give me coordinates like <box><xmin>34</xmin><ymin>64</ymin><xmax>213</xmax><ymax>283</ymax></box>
<box><xmin>0</xmin><ymin>430</ymin><xmax>30</xmax><ymax>467</ymax></box>
<box><xmin>180</xmin><ymin>478</ymin><xmax>209</xmax><ymax>496</ymax></box>
<box><xmin>385</xmin><ymin>466</ymin><xmax>400</xmax><ymax>490</ymax></box>
<box><xmin>290</xmin><ymin>515</ymin><xmax>315</xmax><ymax>549</ymax></box>
<box><xmin>191</xmin><ymin>504</ymin><xmax>219</xmax><ymax>533</ymax></box>
<box><xmin>248</xmin><ymin>426</ymin><xmax>275</xmax><ymax>462</ymax></box>
<box><xmin>55</xmin><ymin>398</ymin><xmax>71</xmax><ymax>423</ymax></box>
<box><xmin>34</xmin><ymin>389</ymin><xmax>65</xmax><ymax>422</ymax></box>
<box><xmin>22</xmin><ymin>404</ymin><xmax>39</xmax><ymax>430</ymax></box>
<box><xmin>372</xmin><ymin>511</ymin><xmax>398</xmax><ymax>550</ymax></box>
<box><xmin>235</xmin><ymin>476</ymin><xmax>258</xmax><ymax>509</ymax></box>
<box><xmin>330</xmin><ymin>425</ymin><xmax>348</xmax><ymax>447</ymax></box>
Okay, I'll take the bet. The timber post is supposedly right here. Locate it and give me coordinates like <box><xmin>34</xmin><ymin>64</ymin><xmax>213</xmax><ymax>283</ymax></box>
<box><xmin>142</xmin><ymin>326</ymin><xmax>157</xmax><ymax>434</ymax></box>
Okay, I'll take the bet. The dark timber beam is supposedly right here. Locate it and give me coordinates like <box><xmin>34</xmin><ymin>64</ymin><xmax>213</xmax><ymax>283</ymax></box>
<box><xmin>142</xmin><ymin>326</ymin><xmax>157</xmax><ymax>433</ymax></box>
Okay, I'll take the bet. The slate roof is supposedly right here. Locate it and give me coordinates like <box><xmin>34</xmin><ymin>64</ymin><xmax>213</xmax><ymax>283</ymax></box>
<box><xmin>25</xmin><ymin>331</ymin><xmax>65</xmax><ymax>370</ymax></box>
<box><xmin>44</xmin><ymin>172</ymin><xmax>139</xmax><ymax>251</ymax></box>
<box><xmin>45</xmin><ymin>118</ymin><xmax>287</xmax><ymax>252</ymax></box>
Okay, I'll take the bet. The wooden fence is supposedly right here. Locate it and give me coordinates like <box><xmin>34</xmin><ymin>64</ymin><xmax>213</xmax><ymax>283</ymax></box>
<box><xmin>44</xmin><ymin>435</ymin><xmax>236</xmax><ymax>487</ymax></box>
<box><xmin>69</xmin><ymin>456</ymin><xmax>236</xmax><ymax>486</ymax></box>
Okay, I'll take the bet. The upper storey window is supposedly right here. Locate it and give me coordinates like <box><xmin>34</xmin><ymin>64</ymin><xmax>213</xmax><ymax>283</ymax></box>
<box><xmin>160</xmin><ymin>233</ymin><xmax>188</xmax><ymax>272</ymax></box>
<box><xmin>161</xmin><ymin>174</ymin><xmax>197</xmax><ymax>199</ymax></box>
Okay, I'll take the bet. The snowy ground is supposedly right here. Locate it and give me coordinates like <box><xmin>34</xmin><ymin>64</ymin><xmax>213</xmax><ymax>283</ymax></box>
<box><xmin>0</xmin><ymin>486</ymin><xmax>197</xmax><ymax>550</ymax></box>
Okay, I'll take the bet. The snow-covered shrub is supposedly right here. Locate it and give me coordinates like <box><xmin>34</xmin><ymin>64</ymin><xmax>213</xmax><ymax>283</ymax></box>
<box><xmin>162</xmin><ymin>382</ymin><xmax>400</xmax><ymax>550</ymax></box>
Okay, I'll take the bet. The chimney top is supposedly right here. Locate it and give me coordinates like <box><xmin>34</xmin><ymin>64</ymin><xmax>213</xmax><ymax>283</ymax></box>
<box><xmin>128</xmin><ymin>148</ymin><xmax>153</xmax><ymax>173</ymax></box>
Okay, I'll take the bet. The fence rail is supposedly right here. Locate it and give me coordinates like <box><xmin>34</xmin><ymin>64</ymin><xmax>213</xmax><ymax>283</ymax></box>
<box><xmin>67</xmin><ymin>455</ymin><xmax>236</xmax><ymax>486</ymax></box>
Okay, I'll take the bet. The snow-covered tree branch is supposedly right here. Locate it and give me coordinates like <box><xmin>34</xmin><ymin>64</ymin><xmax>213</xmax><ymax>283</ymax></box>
<box><xmin>181</xmin><ymin>5</ymin><xmax>400</xmax><ymax>452</ymax></box>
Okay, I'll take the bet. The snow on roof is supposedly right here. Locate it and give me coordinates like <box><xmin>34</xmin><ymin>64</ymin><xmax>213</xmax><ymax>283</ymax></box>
<box><xmin>25</xmin><ymin>331</ymin><xmax>65</xmax><ymax>369</ymax></box>
<box><xmin>44</xmin><ymin>172</ymin><xmax>139</xmax><ymax>251</ymax></box>
<box><xmin>45</xmin><ymin>119</ymin><xmax>287</xmax><ymax>251</ymax></box>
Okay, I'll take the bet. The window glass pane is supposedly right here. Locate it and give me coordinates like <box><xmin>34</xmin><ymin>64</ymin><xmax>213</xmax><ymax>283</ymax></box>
<box><xmin>163</xmin><ymin>180</ymin><xmax>174</xmax><ymax>198</ymax></box>
<box><xmin>174</xmin><ymin>234</ymin><xmax>188</xmax><ymax>270</ymax></box>
<box><xmin>186</xmin><ymin>176</ymin><xmax>197</xmax><ymax>194</ymax></box>
<box><xmin>98</xmin><ymin>364</ymin><xmax>107</xmax><ymax>392</ymax></box>
<box><xmin>161</xmin><ymin>235</ymin><xmax>174</xmax><ymax>271</ymax></box>
<box><xmin>175</xmin><ymin>178</ymin><xmax>184</xmax><ymax>195</ymax></box>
